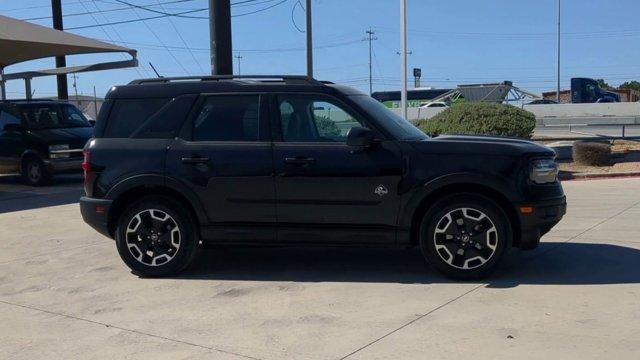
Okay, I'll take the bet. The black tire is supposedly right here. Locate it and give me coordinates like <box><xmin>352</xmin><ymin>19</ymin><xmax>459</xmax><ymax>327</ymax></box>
<box><xmin>419</xmin><ymin>193</ymin><xmax>511</xmax><ymax>280</ymax></box>
<box><xmin>115</xmin><ymin>196</ymin><xmax>199</xmax><ymax>277</ymax></box>
<box><xmin>22</xmin><ymin>156</ymin><xmax>52</xmax><ymax>186</ymax></box>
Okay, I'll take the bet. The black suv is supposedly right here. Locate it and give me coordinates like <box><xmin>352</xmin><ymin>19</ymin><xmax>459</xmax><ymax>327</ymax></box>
<box><xmin>0</xmin><ymin>100</ymin><xmax>92</xmax><ymax>185</ymax></box>
<box><xmin>80</xmin><ymin>76</ymin><xmax>566</xmax><ymax>279</ymax></box>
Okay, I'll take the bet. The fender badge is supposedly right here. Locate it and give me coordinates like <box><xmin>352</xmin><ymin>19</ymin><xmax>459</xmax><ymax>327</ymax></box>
<box><xmin>374</xmin><ymin>184</ymin><xmax>389</xmax><ymax>197</ymax></box>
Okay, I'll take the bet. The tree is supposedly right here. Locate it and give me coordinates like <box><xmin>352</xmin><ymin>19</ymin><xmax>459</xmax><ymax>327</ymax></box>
<box><xmin>619</xmin><ymin>81</ymin><xmax>640</xmax><ymax>92</ymax></box>
<box><xmin>596</xmin><ymin>79</ymin><xmax>611</xmax><ymax>89</ymax></box>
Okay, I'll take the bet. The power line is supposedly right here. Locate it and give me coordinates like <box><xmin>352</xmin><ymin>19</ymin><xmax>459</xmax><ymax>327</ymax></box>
<box><xmin>233</xmin><ymin>0</ymin><xmax>290</xmax><ymax>17</ymax></box>
<box><xmin>21</xmin><ymin>0</ymin><xmax>197</xmax><ymax>21</ymax></box>
<box><xmin>66</xmin><ymin>0</ymin><xmax>291</xmax><ymax>29</ymax></box>
<box><xmin>154</xmin><ymin>0</ymin><xmax>206</xmax><ymax>74</ymax></box>
<box><xmin>111</xmin><ymin>0</ymin><xmax>208</xmax><ymax>19</ymax></box>
<box><xmin>91</xmin><ymin>37</ymin><xmax>363</xmax><ymax>54</ymax></box>
<box><xmin>124</xmin><ymin>5</ymin><xmax>192</xmax><ymax>75</ymax></box>
<box><xmin>291</xmin><ymin>0</ymin><xmax>304</xmax><ymax>33</ymax></box>
<box><xmin>76</xmin><ymin>0</ymin><xmax>146</xmax><ymax>78</ymax></box>
<box><xmin>66</xmin><ymin>8</ymin><xmax>204</xmax><ymax>30</ymax></box>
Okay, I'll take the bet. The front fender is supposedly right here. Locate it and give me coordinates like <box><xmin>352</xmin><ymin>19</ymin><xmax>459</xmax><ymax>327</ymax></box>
<box><xmin>398</xmin><ymin>171</ymin><xmax>519</xmax><ymax>231</ymax></box>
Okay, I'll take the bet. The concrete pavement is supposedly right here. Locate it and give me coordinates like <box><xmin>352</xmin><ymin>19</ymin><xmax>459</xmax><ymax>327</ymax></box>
<box><xmin>1</xmin><ymin>178</ymin><xmax>639</xmax><ymax>359</ymax></box>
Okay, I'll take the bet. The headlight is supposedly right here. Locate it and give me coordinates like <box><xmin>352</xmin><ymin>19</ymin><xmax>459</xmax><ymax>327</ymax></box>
<box><xmin>49</xmin><ymin>144</ymin><xmax>70</xmax><ymax>159</ymax></box>
<box><xmin>530</xmin><ymin>158</ymin><xmax>558</xmax><ymax>184</ymax></box>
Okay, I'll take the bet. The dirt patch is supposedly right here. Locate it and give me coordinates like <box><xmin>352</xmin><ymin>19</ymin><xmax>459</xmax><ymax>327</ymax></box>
<box><xmin>550</xmin><ymin>139</ymin><xmax>640</xmax><ymax>179</ymax></box>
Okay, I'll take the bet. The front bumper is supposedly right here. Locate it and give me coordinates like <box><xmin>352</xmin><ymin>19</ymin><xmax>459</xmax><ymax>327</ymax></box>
<box><xmin>80</xmin><ymin>196</ymin><xmax>113</xmax><ymax>238</ymax></box>
<box><xmin>516</xmin><ymin>196</ymin><xmax>567</xmax><ymax>250</ymax></box>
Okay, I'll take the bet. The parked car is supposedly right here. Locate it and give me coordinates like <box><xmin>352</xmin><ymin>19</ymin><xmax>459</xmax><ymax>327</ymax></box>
<box><xmin>80</xmin><ymin>75</ymin><xmax>566</xmax><ymax>280</ymax></box>
<box><xmin>419</xmin><ymin>101</ymin><xmax>448</xmax><ymax>108</ymax></box>
<box><xmin>527</xmin><ymin>99</ymin><xmax>558</xmax><ymax>105</ymax></box>
<box><xmin>0</xmin><ymin>100</ymin><xmax>93</xmax><ymax>185</ymax></box>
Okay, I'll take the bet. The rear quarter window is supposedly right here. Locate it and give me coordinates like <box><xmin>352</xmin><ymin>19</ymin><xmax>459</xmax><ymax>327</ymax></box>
<box><xmin>131</xmin><ymin>95</ymin><xmax>198</xmax><ymax>139</ymax></box>
<box><xmin>102</xmin><ymin>98</ymin><xmax>170</xmax><ymax>138</ymax></box>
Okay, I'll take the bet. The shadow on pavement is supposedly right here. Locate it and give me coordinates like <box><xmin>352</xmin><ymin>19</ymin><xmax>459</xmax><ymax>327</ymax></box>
<box><xmin>0</xmin><ymin>174</ymin><xmax>83</xmax><ymax>214</ymax></box>
<box><xmin>178</xmin><ymin>242</ymin><xmax>640</xmax><ymax>286</ymax></box>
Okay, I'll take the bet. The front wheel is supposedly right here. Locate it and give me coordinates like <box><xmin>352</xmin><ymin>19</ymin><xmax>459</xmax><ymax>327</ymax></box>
<box><xmin>115</xmin><ymin>196</ymin><xmax>199</xmax><ymax>277</ymax></box>
<box><xmin>420</xmin><ymin>194</ymin><xmax>511</xmax><ymax>280</ymax></box>
<box><xmin>22</xmin><ymin>156</ymin><xmax>51</xmax><ymax>186</ymax></box>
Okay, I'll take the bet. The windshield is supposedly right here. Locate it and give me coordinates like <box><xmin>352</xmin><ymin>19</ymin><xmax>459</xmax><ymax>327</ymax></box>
<box><xmin>20</xmin><ymin>104</ymin><xmax>91</xmax><ymax>130</ymax></box>
<box><xmin>349</xmin><ymin>95</ymin><xmax>428</xmax><ymax>140</ymax></box>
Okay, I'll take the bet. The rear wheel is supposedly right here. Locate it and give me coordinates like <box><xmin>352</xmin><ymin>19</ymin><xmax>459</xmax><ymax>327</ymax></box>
<box><xmin>420</xmin><ymin>193</ymin><xmax>511</xmax><ymax>280</ymax></box>
<box><xmin>22</xmin><ymin>156</ymin><xmax>51</xmax><ymax>186</ymax></box>
<box><xmin>115</xmin><ymin>196</ymin><xmax>199</xmax><ymax>277</ymax></box>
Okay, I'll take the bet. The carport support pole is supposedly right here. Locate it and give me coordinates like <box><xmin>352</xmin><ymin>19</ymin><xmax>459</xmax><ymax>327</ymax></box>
<box><xmin>24</xmin><ymin>78</ymin><xmax>32</xmax><ymax>100</ymax></box>
<box><xmin>208</xmin><ymin>0</ymin><xmax>233</xmax><ymax>75</ymax></box>
<box><xmin>0</xmin><ymin>67</ymin><xmax>5</xmax><ymax>101</ymax></box>
<box><xmin>51</xmin><ymin>0</ymin><xmax>69</xmax><ymax>100</ymax></box>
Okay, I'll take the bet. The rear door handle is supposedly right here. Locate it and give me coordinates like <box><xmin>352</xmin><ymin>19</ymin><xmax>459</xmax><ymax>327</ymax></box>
<box><xmin>284</xmin><ymin>157</ymin><xmax>316</xmax><ymax>165</ymax></box>
<box><xmin>181</xmin><ymin>156</ymin><xmax>210</xmax><ymax>164</ymax></box>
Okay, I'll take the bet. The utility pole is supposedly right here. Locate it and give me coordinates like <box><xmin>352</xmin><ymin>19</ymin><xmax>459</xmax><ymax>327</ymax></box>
<box><xmin>51</xmin><ymin>0</ymin><xmax>68</xmax><ymax>100</ymax></box>
<box><xmin>365</xmin><ymin>28</ymin><xmax>378</xmax><ymax>95</ymax></box>
<box><xmin>400</xmin><ymin>0</ymin><xmax>408</xmax><ymax>119</ymax></box>
<box><xmin>72</xmin><ymin>73</ymin><xmax>78</xmax><ymax>98</ymax></box>
<box><xmin>209</xmin><ymin>0</ymin><xmax>233</xmax><ymax>75</ymax></box>
<box><xmin>556</xmin><ymin>0</ymin><xmax>561</xmax><ymax>103</ymax></box>
<box><xmin>235</xmin><ymin>54</ymin><xmax>243</xmax><ymax>75</ymax></box>
<box><xmin>305</xmin><ymin>0</ymin><xmax>313</xmax><ymax>78</ymax></box>
<box><xmin>93</xmin><ymin>86</ymin><xmax>98</xmax><ymax>121</ymax></box>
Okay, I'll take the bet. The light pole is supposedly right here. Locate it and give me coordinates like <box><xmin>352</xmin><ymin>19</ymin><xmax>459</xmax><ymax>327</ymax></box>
<box><xmin>400</xmin><ymin>0</ymin><xmax>408</xmax><ymax>119</ymax></box>
<box><xmin>556</xmin><ymin>0</ymin><xmax>561</xmax><ymax>103</ymax></box>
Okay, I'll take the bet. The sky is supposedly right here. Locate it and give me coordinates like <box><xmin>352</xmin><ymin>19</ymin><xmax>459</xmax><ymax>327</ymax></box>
<box><xmin>1</xmin><ymin>0</ymin><xmax>639</xmax><ymax>99</ymax></box>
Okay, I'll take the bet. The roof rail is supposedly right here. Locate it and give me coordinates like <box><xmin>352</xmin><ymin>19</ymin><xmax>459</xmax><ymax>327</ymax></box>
<box><xmin>0</xmin><ymin>99</ymin><xmax>55</xmax><ymax>103</ymax></box>
<box><xmin>128</xmin><ymin>75</ymin><xmax>325</xmax><ymax>86</ymax></box>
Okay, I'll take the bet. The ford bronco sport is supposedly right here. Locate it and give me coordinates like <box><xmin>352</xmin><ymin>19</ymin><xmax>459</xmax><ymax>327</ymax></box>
<box><xmin>80</xmin><ymin>75</ymin><xmax>566</xmax><ymax>279</ymax></box>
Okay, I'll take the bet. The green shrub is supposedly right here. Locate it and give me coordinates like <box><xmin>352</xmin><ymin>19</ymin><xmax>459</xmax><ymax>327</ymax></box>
<box><xmin>315</xmin><ymin>115</ymin><xmax>341</xmax><ymax>137</ymax></box>
<box><xmin>417</xmin><ymin>102</ymin><xmax>536</xmax><ymax>139</ymax></box>
<box><xmin>573</xmin><ymin>141</ymin><xmax>611</xmax><ymax>166</ymax></box>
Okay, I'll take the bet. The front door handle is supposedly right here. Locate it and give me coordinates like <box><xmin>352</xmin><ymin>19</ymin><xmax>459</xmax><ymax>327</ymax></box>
<box><xmin>284</xmin><ymin>157</ymin><xmax>316</xmax><ymax>165</ymax></box>
<box><xmin>181</xmin><ymin>156</ymin><xmax>210</xmax><ymax>164</ymax></box>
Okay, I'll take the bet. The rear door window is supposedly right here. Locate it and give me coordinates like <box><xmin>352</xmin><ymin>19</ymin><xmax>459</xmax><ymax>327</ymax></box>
<box><xmin>103</xmin><ymin>98</ymin><xmax>170</xmax><ymax>138</ymax></box>
<box><xmin>192</xmin><ymin>95</ymin><xmax>260</xmax><ymax>142</ymax></box>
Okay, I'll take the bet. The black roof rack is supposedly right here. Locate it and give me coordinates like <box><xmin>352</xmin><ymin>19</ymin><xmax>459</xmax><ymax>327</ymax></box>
<box><xmin>128</xmin><ymin>75</ymin><xmax>326</xmax><ymax>86</ymax></box>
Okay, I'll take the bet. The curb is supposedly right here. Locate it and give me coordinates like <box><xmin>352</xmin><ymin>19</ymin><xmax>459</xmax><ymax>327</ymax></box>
<box><xmin>559</xmin><ymin>171</ymin><xmax>640</xmax><ymax>181</ymax></box>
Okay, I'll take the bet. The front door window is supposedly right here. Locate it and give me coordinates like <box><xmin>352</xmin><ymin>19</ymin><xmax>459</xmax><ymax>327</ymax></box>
<box><xmin>278</xmin><ymin>96</ymin><xmax>365</xmax><ymax>143</ymax></box>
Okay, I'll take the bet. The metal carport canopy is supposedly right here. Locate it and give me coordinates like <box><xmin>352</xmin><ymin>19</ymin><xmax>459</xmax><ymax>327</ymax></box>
<box><xmin>0</xmin><ymin>15</ymin><xmax>137</xmax><ymax>99</ymax></box>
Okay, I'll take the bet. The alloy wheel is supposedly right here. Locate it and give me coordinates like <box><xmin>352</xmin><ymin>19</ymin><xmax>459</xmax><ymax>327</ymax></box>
<box><xmin>125</xmin><ymin>209</ymin><xmax>181</xmax><ymax>266</ymax></box>
<box><xmin>433</xmin><ymin>207</ymin><xmax>498</xmax><ymax>270</ymax></box>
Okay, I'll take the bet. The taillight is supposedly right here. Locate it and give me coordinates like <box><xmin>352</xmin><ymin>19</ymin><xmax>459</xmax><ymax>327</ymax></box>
<box><xmin>82</xmin><ymin>150</ymin><xmax>91</xmax><ymax>174</ymax></box>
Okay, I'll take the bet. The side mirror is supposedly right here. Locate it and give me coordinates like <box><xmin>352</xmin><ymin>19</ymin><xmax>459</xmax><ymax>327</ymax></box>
<box><xmin>346</xmin><ymin>127</ymin><xmax>376</xmax><ymax>148</ymax></box>
<box><xmin>3</xmin><ymin>123</ymin><xmax>24</xmax><ymax>133</ymax></box>
<box><xmin>88</xmin><ymin>120</ymin><xmax>96</xmax><ymax>127</ymax></box>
